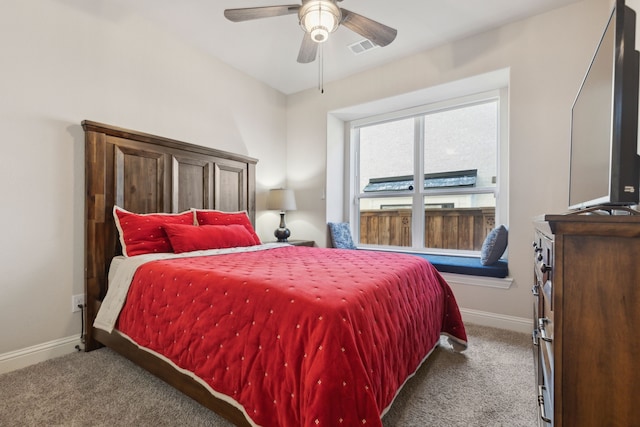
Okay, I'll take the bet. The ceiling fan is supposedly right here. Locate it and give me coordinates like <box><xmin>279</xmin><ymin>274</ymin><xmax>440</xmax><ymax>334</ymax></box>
<box><xmin>224</xmin><ymin>0</ymin><xmax>398</xmax><ymax>64</ymax></box>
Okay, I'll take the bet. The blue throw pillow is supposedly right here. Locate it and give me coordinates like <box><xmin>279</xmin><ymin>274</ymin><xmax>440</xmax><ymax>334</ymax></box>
<box><xmin>328</xmin><ymin>222</ymin><xmax>357</xmax><ymax>249</ymax></box>
<box><xmin>480</xmin><ymin>225</ymin><xmax>508</xmax><ymax>265</ymax></box>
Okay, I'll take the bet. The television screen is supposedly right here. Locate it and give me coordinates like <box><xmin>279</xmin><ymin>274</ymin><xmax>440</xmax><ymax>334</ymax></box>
<box><xmin>568</xmin><ymin>0</ymin><xmax>639</xmax><ymax>210</ymax></box>
<box><xmin>569</xmin><ymin>11</ymin><xmax>615</xmax><ymax>208</ymax></box>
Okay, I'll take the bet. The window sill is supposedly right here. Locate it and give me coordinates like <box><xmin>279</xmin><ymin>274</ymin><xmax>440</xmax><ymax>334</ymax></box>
<box><xmin>440</xmin><ymin>272</ymin><xmax>513</xmax><ymax>290</ymax></box>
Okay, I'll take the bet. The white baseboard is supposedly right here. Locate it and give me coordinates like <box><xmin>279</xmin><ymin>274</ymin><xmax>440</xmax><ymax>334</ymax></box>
<box><xmin>0</xmin><ymin>335</ymin><xmax>81</xmax><ymax>375</ymax></box>
<box><xmin>460</xmin><ymin>308</ymin><xmax>532</xmax><ymax>334</ymax></box>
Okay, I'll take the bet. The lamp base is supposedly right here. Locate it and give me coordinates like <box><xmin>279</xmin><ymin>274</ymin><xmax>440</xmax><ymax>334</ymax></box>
<box><xmin>274</xmin><ymin>227</ymin><xmax>291</xmax><ymax>242</ymax></box>
<box><xmin>274</xmin><ymin>212</ymin><xmax>291</xmax><ymax>242</ymax></box>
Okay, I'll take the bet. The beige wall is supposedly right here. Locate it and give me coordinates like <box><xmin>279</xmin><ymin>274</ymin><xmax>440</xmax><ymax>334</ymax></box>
<box><xmin>0</xmin><ymin>1</ymin><xmax>287</xmax><ymax>358</ymax></box>
<box><xmin>286</xmin><ymin>0</ymin><xmax>613</xmax><ymax>322</ymax></box>
<box><xmin>0</xmin><ymin>0</ymin><xmax>623</xmax><ymax>365</ymax></box>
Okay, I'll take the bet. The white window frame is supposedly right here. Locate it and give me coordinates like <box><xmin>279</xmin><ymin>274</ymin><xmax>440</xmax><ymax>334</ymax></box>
<box><xmin>348</xmin><ymin>88</ymin><xmax>509</xmax><ymax>256</ymax></box>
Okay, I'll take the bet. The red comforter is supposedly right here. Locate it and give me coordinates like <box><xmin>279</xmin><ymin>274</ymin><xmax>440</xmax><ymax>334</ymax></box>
<box><xmin>116</xmin><ymin>246</ymin><xmax>466</xmax><ymax>427</ymax></box>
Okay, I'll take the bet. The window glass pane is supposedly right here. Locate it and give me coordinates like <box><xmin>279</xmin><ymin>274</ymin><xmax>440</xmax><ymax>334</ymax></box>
<box><xmin>359</xmin><ymin>118</ymin><xmax>414</xmax><ymax>193</ymax></box>
<box><xmin>424</xmin><ymin>196</ymin><xmax>495</xmax><ymax>251</ymax></box>
<box><xmin>424</xmin><ymin>101</ymin><xmax>497</xmax><ymax>189</ymax></box>
<box><xmin>359</xmin><ymin>197</ymin><xmax>412</xmax><ymax>247</ymax></box>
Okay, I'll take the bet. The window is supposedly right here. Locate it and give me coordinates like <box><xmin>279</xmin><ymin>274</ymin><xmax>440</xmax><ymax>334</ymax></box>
<box><xmin>350</xmin><ymin>90</ymin><xmax>507</xmax><ymax>255</ymax></box>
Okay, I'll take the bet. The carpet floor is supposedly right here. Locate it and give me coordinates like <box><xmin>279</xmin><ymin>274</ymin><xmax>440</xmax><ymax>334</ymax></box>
<box><xmin>0</xmin><ymin>323</ymin><xmax>537</xmax><ymax>426</ymax></box>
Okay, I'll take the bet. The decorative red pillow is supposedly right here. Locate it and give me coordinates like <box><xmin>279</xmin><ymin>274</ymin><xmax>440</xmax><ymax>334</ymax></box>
<box><xmin>193</xmin><ymin>209</ymin><xmax>261</xmax><ymax>245</ymax></box>
<box><xmin>113</xmin><ymin>206</ymin><xmax>194</xmax><ymax>257</ymax></box>
<box><xmin>163</xmin><ymin>224</ymin><xmax>257</xmax><ymax>253</ymax></box>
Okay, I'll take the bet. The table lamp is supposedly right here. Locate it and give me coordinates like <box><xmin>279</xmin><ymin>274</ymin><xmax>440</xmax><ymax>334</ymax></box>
<box><xmin>267</xmin><ymin>188</ymin><xmax>297</xmax><ymax>242</ymax></box>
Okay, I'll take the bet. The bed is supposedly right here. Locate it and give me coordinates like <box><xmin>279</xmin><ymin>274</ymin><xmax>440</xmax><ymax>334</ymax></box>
<box><xmin>83</xmin><ymin>120</ymin><xmax>467</xmax><ymax>427</ymax></box>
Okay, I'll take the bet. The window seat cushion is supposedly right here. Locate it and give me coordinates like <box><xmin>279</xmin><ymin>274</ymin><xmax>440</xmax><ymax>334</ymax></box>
<box><xmin>406</xmin><ymin>253</ymin><xmax>509</xmax><ymax>278</ymax></box>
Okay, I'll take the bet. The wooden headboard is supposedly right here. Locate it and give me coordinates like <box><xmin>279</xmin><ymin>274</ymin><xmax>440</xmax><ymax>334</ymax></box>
<box><xmin>83</xmin><ymin>120</ymin><xmax>257</xmax><ymax>351</ymax></box>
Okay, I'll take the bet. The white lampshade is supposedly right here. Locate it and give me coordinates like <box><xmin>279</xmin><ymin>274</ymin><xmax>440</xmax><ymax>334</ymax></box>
<box><xmin>299</xmin><ymin>0</ymin><xmax>341</xmax><ymax>43</ymax></box>
<box><xmin>267</xmin><ymin>189</ymin><xmax>297</xmax><ymax>211</ymax></box>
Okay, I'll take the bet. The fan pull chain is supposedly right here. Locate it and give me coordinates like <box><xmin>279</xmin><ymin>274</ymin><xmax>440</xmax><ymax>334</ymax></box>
<box><xmin>318</xmin><ymin>44</ymin><xmax>324</xmax><ymax>94</ymax></box>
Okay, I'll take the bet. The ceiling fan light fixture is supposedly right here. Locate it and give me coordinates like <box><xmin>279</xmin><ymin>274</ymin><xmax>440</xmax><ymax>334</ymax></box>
<box><xmin>299</xmin><ymin>0</ymin><xmax>341</xmax><ymax>43</ymax></box>
<box><xmin>309</xmin><ymin>27</ymin><xmax>329</xmax><ymax>43</ymax></box>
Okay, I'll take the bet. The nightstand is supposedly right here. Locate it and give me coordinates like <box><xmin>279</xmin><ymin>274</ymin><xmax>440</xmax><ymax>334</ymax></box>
<box><xmin>279</xmin><ymin>240</ymin><xmax>315</xmax><ymax>247</ymax></box>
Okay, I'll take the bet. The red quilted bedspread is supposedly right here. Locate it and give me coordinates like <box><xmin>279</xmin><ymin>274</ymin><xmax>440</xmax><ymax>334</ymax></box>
<box><xmin>116</xmin><ymin>246</ymin><xmax>466</xmax><ymax>427</ymax></box>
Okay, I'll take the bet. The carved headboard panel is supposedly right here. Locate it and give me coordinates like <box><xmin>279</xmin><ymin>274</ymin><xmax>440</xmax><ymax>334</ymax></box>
<box><xmin>83</xmin><ymin>120</ymin><xmax>257</xmax><ymax>350</ymax></box>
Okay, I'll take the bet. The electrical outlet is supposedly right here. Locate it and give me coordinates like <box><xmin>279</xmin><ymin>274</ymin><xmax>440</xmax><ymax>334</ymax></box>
<box><xmin>72</xmin><ymin>294</ymin><xmax>85</xmax><ymax>313</ymax></box>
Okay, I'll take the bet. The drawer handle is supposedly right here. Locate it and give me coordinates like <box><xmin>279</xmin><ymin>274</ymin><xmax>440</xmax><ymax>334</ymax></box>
<box><xmin>539</xmin><ymin>262</ymin><xmax>552</xmax><ymax>273</ymax></box>
<box><xmin>538</xmin><ymin>318</ymin><xmax>553</xmax><ymax>343</ymax></box>
<box><xmin>531</xmin><ymin>285</ymin><xmax>540</xmax><ymax>297</ymax></box>
<box><xmin>538</xmin><ymin>385</ymin><xmax>552</xmax><ymax>424</ymax></box>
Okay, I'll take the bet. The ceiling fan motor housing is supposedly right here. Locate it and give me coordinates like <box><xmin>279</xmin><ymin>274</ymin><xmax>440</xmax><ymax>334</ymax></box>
<box><xmin>299</xmin><ymin>0</ymin><xmax>342</xmax><ymax>43</ymax></box>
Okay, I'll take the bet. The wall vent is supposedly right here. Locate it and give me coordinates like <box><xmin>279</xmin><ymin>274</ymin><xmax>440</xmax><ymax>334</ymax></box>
<box><xmin>348</xmin><ymin>39</ymin><xmax>378</xmax><ymax>55</ymax></box>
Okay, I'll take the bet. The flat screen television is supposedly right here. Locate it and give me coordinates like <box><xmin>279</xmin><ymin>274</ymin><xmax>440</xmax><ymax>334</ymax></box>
<box><xmin>568</xmin><ymin>0</ymin><xmax>640</xmax><ymax>210</ymax></box>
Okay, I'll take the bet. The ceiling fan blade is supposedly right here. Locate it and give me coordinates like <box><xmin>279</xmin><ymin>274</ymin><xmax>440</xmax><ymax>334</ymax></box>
<box><xmin>340</xmin><ymin>8</ymin><xmax>397</xmax><ymax>47</ymax></box>
<box><xmin>297</xmin><ymin>32</ymin><xmax>318</xmax><ymax>64</ymax></box>
<box><xmin>224</xmin><ymin>5</ymin><xmax>300</xmax><ymax>22</ymax></box>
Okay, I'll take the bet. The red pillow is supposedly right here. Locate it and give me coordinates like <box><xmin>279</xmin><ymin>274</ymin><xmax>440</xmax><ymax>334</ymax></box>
<box><xmin>113</xmin><ymin>206</ymin><xmax>194</xmax><ymax>257</ymax></box>
<box><xmin>193</xmin><ymin>209</ymin><xmax>261</xmax><ymax>245</ymax></box>
<box><xmin>163</xmin><ymin>224</ymin><xmax>257</xmax><ymax>253</ymax></box>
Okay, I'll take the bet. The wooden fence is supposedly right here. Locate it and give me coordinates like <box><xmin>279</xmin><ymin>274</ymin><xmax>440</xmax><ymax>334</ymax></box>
<box><xmin>359</xmin><ymin>207</ymin><xmax>495</xmax><ymax>250</ymax></box>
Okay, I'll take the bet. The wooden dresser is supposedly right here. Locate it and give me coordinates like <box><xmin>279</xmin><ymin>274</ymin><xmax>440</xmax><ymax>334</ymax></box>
<box><xmin>533</xmin><ymin>212</ymin><xmax>640</xmax><ymax>427</ymax></box>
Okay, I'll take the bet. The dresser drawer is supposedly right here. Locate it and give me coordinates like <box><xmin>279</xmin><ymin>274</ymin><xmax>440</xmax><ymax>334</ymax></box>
<box><xmin>533</xmin><ymin>231</ymin><xmax>553</xmax><ymax>295</ymax></box>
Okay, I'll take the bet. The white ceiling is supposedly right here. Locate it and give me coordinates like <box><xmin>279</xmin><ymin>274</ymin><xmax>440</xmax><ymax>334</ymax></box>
<box><xmin>111</xmin><ymin>0</ymin><xmax>582</xmax><ymax>94</ymax></box>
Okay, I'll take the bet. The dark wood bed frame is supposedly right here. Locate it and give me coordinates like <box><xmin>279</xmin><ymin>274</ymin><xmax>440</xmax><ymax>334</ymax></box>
<box><xmin>83</xmin><ymin>120</ymin><xmax>257</xmax><ymax>426</ymax></box>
